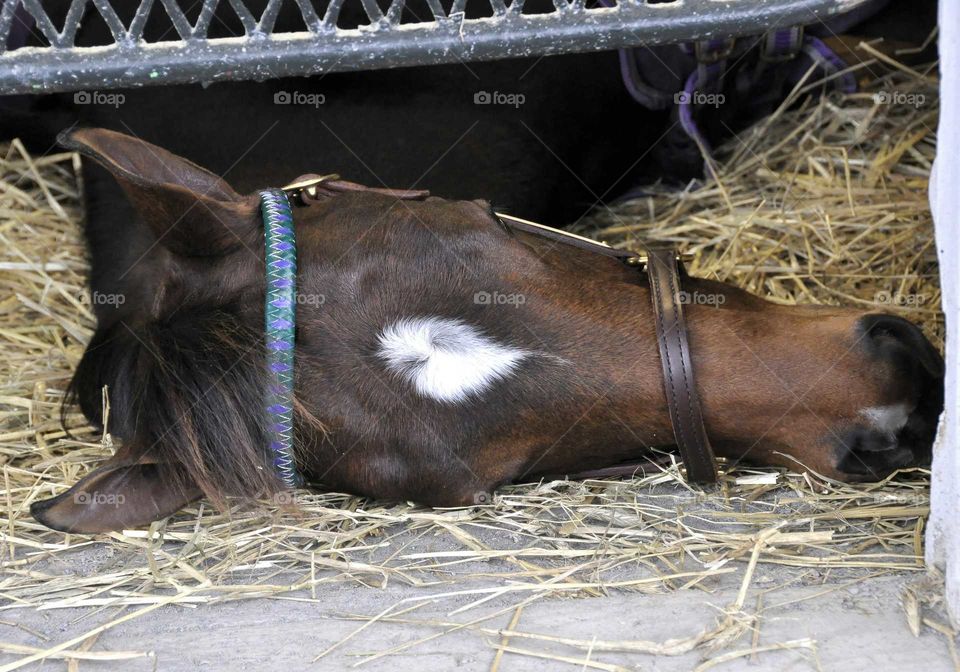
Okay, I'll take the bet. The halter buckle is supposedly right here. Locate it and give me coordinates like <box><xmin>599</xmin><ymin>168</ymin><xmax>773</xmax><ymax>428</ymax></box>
<box><xmin>625</xmin><ymin>252</ymin><xmax>691</xmax><ymax>269</ymax></box>
<box><xmin>282</xmin><ymin>173</ymin><xmax>340</xmax><ymax>201</ymax></box>
<box><xmin>679</xmin><ymin>456</ymin><xmax>729</xmax><ymax>479</ymax></box>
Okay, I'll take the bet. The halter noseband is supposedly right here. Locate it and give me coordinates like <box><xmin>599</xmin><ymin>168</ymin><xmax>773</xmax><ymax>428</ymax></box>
<box><xmin>259</xmin><ymin>180</ymin><xmax>719</xmax><ymax>491</ymax></box>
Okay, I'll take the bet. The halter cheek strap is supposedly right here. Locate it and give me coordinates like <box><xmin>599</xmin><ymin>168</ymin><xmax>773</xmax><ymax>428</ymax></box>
<box><xmin>644</xmin><ymin>249</ymin><xmax>718</xmax><ymax>483</ymax></box>
<box><xmin>260</xmin><ymin>189</ymin><xmax>301</xmax><ymax>489</ymax></box>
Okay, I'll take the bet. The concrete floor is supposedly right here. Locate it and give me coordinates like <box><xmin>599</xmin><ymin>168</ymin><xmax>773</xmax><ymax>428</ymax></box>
<box><xmin>1</xmin><ymin>572</ymin><xmax>956</xmax><ymax>671</ymax></box>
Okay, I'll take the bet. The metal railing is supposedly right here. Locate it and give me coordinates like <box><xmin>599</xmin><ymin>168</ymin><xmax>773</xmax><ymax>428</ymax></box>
<box><xmin>0</xmin><ymin>0</ymin><xmax>867</xmax><ymax>94</ymax></box>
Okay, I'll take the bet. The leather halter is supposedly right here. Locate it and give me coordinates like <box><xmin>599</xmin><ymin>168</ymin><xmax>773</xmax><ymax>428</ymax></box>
<box><xmin>282</xmin><ymin>177</ymin><xmax>719</xmax><ymax>484</ymax></box>
<box><xmin>642</xmin><ymin>249</ymin><xmax>718</xmax><ymax>483</ymax></box>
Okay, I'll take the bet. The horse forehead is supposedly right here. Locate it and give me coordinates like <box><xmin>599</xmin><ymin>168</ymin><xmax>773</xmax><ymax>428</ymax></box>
<box><xmin>307</xmin><ymin>193</ymin><xmax>493</xmax><ymax>232</ymax></box>
<box><xmin>297</xmin><ymin>194</ymin><xmax>518</xmax><ymax>275</ymax></box>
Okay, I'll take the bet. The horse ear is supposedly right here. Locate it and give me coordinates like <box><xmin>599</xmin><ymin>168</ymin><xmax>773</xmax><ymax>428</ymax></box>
<box><xmin>59</xmin><ymin>127</ymin><xmax>260</xmax><ymax>256</ymax></box>
<box><xmin>30</xmin><ymin>457</ymin><xmax>202</xmax><ymax>534</ymax></box>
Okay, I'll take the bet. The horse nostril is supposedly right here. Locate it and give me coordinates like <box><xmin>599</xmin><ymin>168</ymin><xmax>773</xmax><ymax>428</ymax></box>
<box><xmin>859</xmin><ymin>313</ymin><xmax>944</xmax><ymax>379</ymax></box>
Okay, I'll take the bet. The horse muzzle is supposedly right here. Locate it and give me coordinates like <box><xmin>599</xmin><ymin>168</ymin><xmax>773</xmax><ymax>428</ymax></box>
<box><xmin>833</xmin><ymin>314</ymin><xmax>944</xmax><ymax>479</ymax></box>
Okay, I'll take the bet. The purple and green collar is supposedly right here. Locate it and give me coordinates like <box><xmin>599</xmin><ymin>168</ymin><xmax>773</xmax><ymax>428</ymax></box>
<box><xmin>260</xmin><ymin>189</ymin><xmax>301</xmax><ymax>489</ymax></box>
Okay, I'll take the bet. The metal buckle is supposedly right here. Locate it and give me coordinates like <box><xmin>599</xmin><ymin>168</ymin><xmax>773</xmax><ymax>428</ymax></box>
<box><xmin>694</xmin><ymin>38</ymin><xmax>735</xmax><ymax>65</ymax></box>
<box><xmin>281</xmin><ymin>173</ymin><xmax>340</xmax><ymax>201</ymax></box>
<box><xmin>625</xmin><ymin>251</ymin><xmax>692</xmax><ymax>269</ymax></box>
<box><xmin>679</xmin><ymin>456</ymin><xmax>729</xmax><ymax>479</ymax></box>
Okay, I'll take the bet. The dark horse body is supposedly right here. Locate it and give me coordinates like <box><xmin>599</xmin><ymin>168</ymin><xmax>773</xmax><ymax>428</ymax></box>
<box><xmin>31</xmin><ymin>129</ymin><xmax>943</xmax><ymax>533</ymax></box>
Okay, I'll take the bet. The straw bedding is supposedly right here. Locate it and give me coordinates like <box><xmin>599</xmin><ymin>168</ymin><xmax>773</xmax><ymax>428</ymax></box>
<box><xmin>0</xmin><ymin>56</ymin><xmax>949</xmax><ymax>665</ymax></box>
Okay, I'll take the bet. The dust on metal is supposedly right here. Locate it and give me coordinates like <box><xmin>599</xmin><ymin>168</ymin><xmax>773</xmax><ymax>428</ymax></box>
<box><xmin>1</xmin><ymin>0</ymin><xmax>868</xmax><ymax>94</ymax></box>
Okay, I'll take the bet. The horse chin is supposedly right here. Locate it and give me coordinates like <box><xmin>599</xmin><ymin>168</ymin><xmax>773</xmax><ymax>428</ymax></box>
<box><xmin>835</xmin><ymin>375</ymin><xmax>942</xmax><ymax>482</ymax></box>
<box><xmin>835</xmin><ymin>444</ymin><xmax>919</xmax><ymax>482</ymax></box>
<box><xmin>832</xmin><ymin>420</ymin><xmax>936</xmax><ymax>483</ymax></box>
<box><xmin>715</xmin><ymin>433</ymin><xmax>930</xmax><ymax>484</ymax></box>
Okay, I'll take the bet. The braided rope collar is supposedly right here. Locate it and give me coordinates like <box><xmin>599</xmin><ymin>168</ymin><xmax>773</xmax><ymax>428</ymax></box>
<box><xmin>260</xmin><ymin>189</ymin><xmax>301</xmax><ymax>488</ymax></box>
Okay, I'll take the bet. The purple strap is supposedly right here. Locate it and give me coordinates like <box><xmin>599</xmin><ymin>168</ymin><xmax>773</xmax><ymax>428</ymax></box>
<box><xmin>763</xmin><ymin>27</ymin><xmax>804</xmax><ymax>62</ymax></box>
<box><xmin>618</xmin><ymin>48</ymin><xmax>674</xmax><ymax>110</ymax></box>
<box><xmin>677</xmin><ymin>68</ymin><xmax>713</xmax><ymax>152</ymax></box>
<box><xmin>606</xmin><ymin>0</ymin><xmax>889</xmax><ymax>159</ymax></box>
<box><xmin>676</xmin><ymin>33</ymin><xmax>856</xmax><ymax>150</ymax></box>
<box><xmin>801</xmin><ymin>35</ymin><xmax>858</xmax><ymax>94</ymax></box>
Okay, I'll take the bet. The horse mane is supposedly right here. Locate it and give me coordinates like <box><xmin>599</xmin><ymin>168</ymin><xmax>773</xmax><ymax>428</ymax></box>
<box><xmin>65</xmin><ymin>302</ymin><xmax>283</xmax><ymax>505</ymax></box>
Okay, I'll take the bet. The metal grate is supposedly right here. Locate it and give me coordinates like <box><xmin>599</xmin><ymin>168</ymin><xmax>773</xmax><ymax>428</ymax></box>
<box><xmin>1</xmin><ymin>0</ymin><xmax>867</xmax><ymax>94</ymax></box>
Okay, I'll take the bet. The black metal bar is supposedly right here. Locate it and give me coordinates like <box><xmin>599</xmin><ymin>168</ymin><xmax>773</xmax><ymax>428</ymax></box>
<box><xmin>59</xmin><ymin>0</ymin><xmax>88</xmax><ymax>47</ymax></box>
<box><xmin>0</xmin><ymin>1</ymin><xmax>18</xmax><ymax>49</ymax></box>
<box><xmin>293</xmin><ymin>0</ymin><xmax>323</xmax><ymax>33</ymax></box>
<box><xmin>0</xmin><ymin>0</ymin><xmax>869</xmax><ymax>95</ymax></box>
<box><xmin>158</xmin><ymin>0</ymin><xmax>196</xmax><ymax>41</ymax></box>
<box><xmin>227</xmin><ymin>0</ymin><xmax>259</xmax><ymax>35</ymax></box>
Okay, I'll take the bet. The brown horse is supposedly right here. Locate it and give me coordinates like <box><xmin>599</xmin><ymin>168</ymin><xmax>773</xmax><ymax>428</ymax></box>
<box><xmin>31</xmin><ymin>128</ymin><xmax>944</xmax><ymax>533</ymax></box>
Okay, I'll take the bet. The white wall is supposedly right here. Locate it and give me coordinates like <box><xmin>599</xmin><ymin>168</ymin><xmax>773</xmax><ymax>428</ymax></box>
<box><xmin>925</xmin><ymin>0</ymin><xmax>959</xmax><ymax>626</ymax></box>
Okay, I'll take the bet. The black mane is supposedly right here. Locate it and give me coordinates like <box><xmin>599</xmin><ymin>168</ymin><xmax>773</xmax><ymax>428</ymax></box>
<box><xmin>66</xmin><ymin>303</ymin><xmax>282</xmax><ymax>503</ymax></box>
